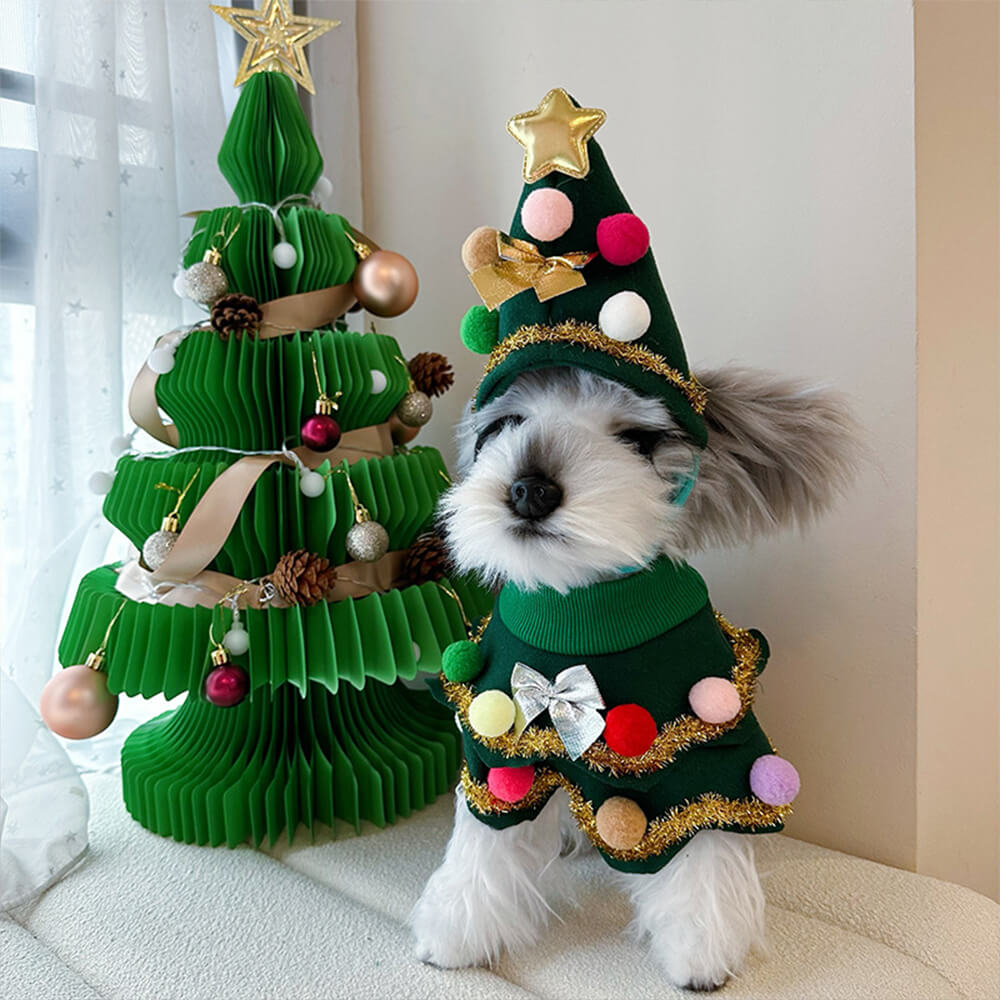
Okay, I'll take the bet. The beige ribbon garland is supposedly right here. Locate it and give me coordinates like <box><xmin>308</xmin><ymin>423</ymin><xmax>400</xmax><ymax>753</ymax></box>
<box><xmin>147</xmin><ymin>434</ymin><xmax>392</xmax><ymax>586</ymax></box>
<box><xmin>116</xmin><ymin>550</ymin><xmax>406</xmax><ymax>611</ymax></box>
<box><xmin>258</xmin><ymin>283</ymin><xmax>358</xmax><ymax>336</ymax></box>
<box><xmin>128</xmin><ymin>281</ymin><xmax>366</xmax><ymax>446</ymax></box>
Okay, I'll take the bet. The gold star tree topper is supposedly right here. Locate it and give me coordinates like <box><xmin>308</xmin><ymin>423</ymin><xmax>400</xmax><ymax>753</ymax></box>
<box><xmin>211</xmin><ymin>0</ymin><xmax>339</xmax><ymax>95</ymax></box>
<box><xmin>507</xmin><ymin>88</ymin><xmax>607</xmax><ymax>184</ymax></box>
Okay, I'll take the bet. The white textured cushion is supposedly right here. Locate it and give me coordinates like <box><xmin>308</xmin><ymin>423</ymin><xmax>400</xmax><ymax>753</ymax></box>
<box><xmin>4</xmin><ymin>774</ymin><xmax>998</xmax><ymax>1000</ymax></box>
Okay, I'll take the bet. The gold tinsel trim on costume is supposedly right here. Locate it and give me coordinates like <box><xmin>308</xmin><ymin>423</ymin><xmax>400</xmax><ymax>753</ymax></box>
<box><xmin>460</xmin><ymin>765</ymin><xmax>790</xmax><ymax>862</ymax></box>
<box><xmin>479</xmin><ymin>321</ymin><xmax>708</xmax><ymax>414</ymax></box>
<box><xmin>442</xmin><ymin>614</ymin><xmax>761</xmax><ymax>776</ymax></box>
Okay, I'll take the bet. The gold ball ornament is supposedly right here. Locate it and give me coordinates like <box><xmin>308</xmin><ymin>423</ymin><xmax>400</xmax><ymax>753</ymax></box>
<box><xmin>461</xmin><ymin>226</ymin><xmax>501</xmax><ymax>273</ymax></box>
<box><xmin>595</xmin><ymin>796</ymin><xmax>648</xmax><ymax>851</ymax></box>
<box><xmin>345</xmin><ymin>519</ymin><xmax>389</xmax><ymax>563</ymax></box>
<box><xmin>40</xmin><ymin>656</ymin><xmax>119</xmax><ymax>740</ymax></box>
<box><xmin>183</xmin><ymin>260</ymin><xmax>229</xmax><ymax>307</ymax></box>
<box><xmin>352</xmin><ymin>250</ymin><xmax>418</xmax><ymax>317</ymax></box>
<box><xmin>395</xmin><ymin>390</ymin><xmax>432</xmax><ymax>427</ymax></box>
<box><xmin>467</xmin><ymin>690</ymin><xmax>516</xmax><ymax>738</ymax></box>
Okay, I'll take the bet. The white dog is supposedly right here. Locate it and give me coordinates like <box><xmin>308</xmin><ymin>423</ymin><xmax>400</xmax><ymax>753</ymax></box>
<box><xmin>411</xmin><ymin>365</ymin><xmax>857</xmax><ymax>990</ymax></box>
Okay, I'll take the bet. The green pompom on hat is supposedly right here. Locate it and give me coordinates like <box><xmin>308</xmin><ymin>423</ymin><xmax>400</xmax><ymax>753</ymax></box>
<box><xmin>464</xmin><ymin>88</ymin><xmax>708</xmax><ymax>447</ymax></box>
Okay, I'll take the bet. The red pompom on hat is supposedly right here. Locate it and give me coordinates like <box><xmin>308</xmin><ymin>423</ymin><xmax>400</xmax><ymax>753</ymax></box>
<box><xmin>596</xmin><ymin>213</ymin><xmax>650</xmax><ymax>267</ymax></box>
<box><xmin>603</xmin><ymin>703</ymin><xmax>658</xmax><ymax>757</ymax></box>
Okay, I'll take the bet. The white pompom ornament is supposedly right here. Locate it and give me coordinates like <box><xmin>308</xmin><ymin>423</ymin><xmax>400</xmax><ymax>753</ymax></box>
<box><xmin>88</xmin><ymin>470</ymin><xmax>115</xmax><ymax>495</ymax></box>
<box><xmin>223</xmin><ymin>621</ymin><xmax>250</xmax><ymax>656</ymax></box>
<box><xmin>313</xmin><ymin>175</ymin><xmax>333</xmax><ymax>200</ymax></box>
<box><xmin>598</xmin><ymin>290</ymin><xmax>651</xmax><ymax>343</ymax></box>
<box><xmin>272</xmin><ymin>241</ymin><xmax>297</xmax><ymax>269</ymax></box>
<box><xmin>109</xmin><ymin>434</ymin><xmax>133</xmax><ymax>457</ymax></box>
<box><xmin>147</xmin><ymin>346</ymin><xmax>175</xmax><ymax>374</ymax></box>
<box><xmin>299</xmin><ymin>470</ymin><xmax>326</xmax><ymax>498</ymax></box>
<box><xmin>370</xmin><ymin>369</ymin><xmax>388</xmax><ymax>394</ymax></box>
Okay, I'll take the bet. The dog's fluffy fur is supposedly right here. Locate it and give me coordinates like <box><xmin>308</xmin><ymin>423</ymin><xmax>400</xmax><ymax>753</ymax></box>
<box><xmin>413</xmin><ymin>365</ymin><xmax>858</xmax><ymax>988</ymax></box>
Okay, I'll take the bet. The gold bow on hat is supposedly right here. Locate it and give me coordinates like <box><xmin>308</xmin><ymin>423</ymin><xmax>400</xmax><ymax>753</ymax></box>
<box><xmin>469</xmin><ymin>232</ymin><xmax>596</xmax><ymax>311</ymax></box>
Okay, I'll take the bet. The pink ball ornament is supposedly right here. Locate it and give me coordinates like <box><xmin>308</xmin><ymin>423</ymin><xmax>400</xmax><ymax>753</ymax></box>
<box><xmin>487</xmin><ymin>765</ymin><xmax>535</xmax><ymax>803</ymax></box>
<box><xmin>749</xmin><ymin>754</ymin><xmax>800</xmax><ymax>806</ymax></box>
<box><xmin>301</xmin><ymin>413</ymin><xmax>342</xmax><ymax>452</ymax></box>
<box><xmin>40</xmin><ymin>662</ymin><xmax>119</xmax><ymax>739</ymax></box>
<box><xmin>596</xmin><ymin>213</ymin><xmax>650</xmax><ymax>266</ymax></box>
<box><xmin>204</xmin><ymin>662</ymin><xmax>249</xmax><ymax>707</ymax></box>
<box><xmin>688</xmin><ymin>676</ymin><xmax>742</xmax><ymax>724</ymax></box>
<box><xmin>520</xmin><ymin>188</ymin><xmax>574</xmax><ymax>243</ymax></box>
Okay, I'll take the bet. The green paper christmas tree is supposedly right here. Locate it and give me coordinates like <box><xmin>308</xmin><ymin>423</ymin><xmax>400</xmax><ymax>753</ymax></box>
<box><xmin>50</xmin><ymin>17</ymin><xmax>490</xmax><ymax>847</ymax></box>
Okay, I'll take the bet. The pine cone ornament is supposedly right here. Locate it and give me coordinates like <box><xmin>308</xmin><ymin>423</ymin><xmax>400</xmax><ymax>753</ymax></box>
<box><xmin>210</xmin><ymin>293</ymin><xmax>263</xmax><ymax>341</ymax></box>
<box><xmin>407</xmin><ymin>352</ymin><xmax>454</xmax><ymax>398</ymax></box>
<box><xmin>269</xmin><ymin>549</ymin><xmax>338</xmax><ymax>607</ymax></box>
<box><xmin>398</xmin><ymin>532</ymin><xmax>451</xmax><ymax>588</ymax></box>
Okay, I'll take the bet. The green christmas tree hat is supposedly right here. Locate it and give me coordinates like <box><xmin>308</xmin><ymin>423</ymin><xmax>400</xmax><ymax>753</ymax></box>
<box><xmin>460</xmin><ymin>88</ymin><xmax>708</xmax><ymax>447</ymax></box>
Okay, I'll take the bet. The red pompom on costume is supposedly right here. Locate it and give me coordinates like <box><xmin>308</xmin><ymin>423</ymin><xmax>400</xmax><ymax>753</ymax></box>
<box><xmin>487</xmin><ymin>765</ymin><xmax>535</xmax><ymax>803</ymax></box>
<box><xmin>603</xmin><ymin>703</ymin><xmax>658</xmax><ymax>757</ymax></box>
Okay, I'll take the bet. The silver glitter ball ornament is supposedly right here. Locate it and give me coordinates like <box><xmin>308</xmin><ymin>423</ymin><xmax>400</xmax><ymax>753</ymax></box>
<box><xmin>396</xmin><ymin>390</ymin><xmax>432</xmax><ymax>427</ymax></box>
<box><xmin>142</xmin><ymin>529</ymin><xmax>178</xmax><ymax>570</ymax></box>
<box><xmin>183</xmin><ymin>261</ymin><xmax>229</xmax><ymax>307</ymax></box>
<box><xmin>346</xmin><ymin>520</ymin><xmax>389</xmax><ymax>563</ymax></box>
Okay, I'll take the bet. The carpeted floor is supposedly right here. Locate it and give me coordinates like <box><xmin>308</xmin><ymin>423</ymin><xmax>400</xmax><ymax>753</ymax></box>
<box><xmin>3</xmin><ymin>773</ymin><xmax>998</xmax><ymax>1000</ymax></box>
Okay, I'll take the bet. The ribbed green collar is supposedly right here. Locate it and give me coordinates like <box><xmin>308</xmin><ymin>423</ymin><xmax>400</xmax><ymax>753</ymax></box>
<box><xmin>497</xmin><ymin>558</ymin><xmax>709</xmax><ymax>655</ymax></box>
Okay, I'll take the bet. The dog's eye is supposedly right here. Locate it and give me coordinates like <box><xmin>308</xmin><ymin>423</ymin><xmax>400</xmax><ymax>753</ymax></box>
<box><xmin>474</xmin><ymin>414</ymin><xmax>524</xmax><ymax>458</ymax></box>
<box><xmin>615</xmin><ymin>427</ymin><xmax>668</xmax><ymax>457</ymax></box>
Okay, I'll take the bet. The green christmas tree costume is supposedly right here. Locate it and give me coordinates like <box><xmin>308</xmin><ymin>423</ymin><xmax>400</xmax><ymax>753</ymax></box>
<box><xmin>54</xmin><ymin>57</ymin><xmax>490</xmax><ymax>847</ymax></box>
<box><xmin>439</xmin><ymin>89</ymin><xmax>799</xmax><ymax>873</ymax></box>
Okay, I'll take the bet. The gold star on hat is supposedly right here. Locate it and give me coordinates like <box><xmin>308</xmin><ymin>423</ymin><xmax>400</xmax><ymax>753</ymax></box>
<box><xmin>507</xmin><ymin>88</ymin><xmax>607</xmax><ymax>184</ymax></box>
<box><xmin>211</xmin><ymin>0</ymin><xmax>339</xmax><ymax>95</ymax></box>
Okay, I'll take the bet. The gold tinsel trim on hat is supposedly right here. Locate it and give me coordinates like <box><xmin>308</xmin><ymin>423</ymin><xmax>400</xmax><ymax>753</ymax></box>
<box><xmin>442</xmin><ymin>613</ymin><xmax>761</xmax><ymax>776</ymax></box>
<box><xmin>479</xmin><ymin>321</ymin><xmax>708</xmax><ymax>414</ymax></box>
<box><xmin>460</xmin><ymin>765</ymin><xmax>790</xmax><ymax>862</ymax></box>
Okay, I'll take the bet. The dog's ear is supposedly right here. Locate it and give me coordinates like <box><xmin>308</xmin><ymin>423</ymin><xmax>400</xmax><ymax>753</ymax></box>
<box><xmin>681</xmin><ymin>365</ymin><xmax>861</xmax><ymax>551</ymax></box>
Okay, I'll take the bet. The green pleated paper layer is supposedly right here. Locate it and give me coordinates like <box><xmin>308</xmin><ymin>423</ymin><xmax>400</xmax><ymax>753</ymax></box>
<box><xmin>58</xmin><ymin>564</ymin><xmax>493</xmax><ymax>699</ymax></box>
<box><xmin>182</xmin><ymin>206</ymin><xmax>356</xmax><ymax>304</ymax></box>
<box><xmin>121</xmin><ymin>679</ymin><xmax>460</xmax><ymax>847</ymax></box>
<box><xmin>105</xmin><ymin>446</ymin><xmax>450</xmax><ymax>579</ymax></box>
<box><xmin>156</xmin><ymin>327</ymin><xmax>410</xmax><ymax>452</ymax></box>
<box><xmin>217</xmin><ymin>72</ymin><xmax>323</xmax><ymax>206</ymax></box>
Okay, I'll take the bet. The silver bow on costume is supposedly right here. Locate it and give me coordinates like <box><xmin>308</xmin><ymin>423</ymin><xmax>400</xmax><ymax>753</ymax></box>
<box><xmin>510</xmin><ymin>662</ymin><xmax>606</xmax><ymax>759</ymax></box>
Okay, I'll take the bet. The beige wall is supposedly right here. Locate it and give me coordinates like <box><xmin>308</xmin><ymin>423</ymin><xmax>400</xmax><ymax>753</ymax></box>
<box><xmin>349</xmin><ymin>0</ymin><xmax>989</xmax><ymax>896</ymax></box>
<box><xmin>915</xmin><ymin>0</ymin><xmax>1000</xmax><ymax>900</ymax></box>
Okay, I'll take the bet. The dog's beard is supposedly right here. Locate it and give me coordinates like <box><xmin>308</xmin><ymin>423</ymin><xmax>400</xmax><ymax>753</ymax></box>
<box><xmin>440</xmin><ymin>406</ymin><xmax>689</xmax><ymax>594</ymax></box>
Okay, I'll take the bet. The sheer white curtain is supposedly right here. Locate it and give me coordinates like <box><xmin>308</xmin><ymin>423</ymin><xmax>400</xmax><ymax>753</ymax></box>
<box><xmin>0</xmin><ymin>0</ymin><xmax>233</xmax><ymax>909</ymax></box>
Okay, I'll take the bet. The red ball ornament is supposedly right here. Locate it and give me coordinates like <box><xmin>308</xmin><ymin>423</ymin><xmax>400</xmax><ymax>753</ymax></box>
<box><xmin>487</xmin><ymin>765</ymin><xmax>535</xmax><ymax>803</ymax></box>
<box><xmin>204</xmin><ymin>658</ymin><xmax>249</xmax><ymax>707</ymax></box>
<box><xmin>352</xmin><ymin>250</ymin><xmax>419</xmax><ymax>318</ymax></box>
<box><xmin>596</xmin><ymin>213</ymin><xmax>650</xmax><ymax>267</ymax></box>
<box><xmin>301</xmin><ymin>413</ymin><xmax>342</xmax><ymax>452</ymax></box>
<box><xmin>603</xmin><ymin>703</ymin><xmax>658</xmax><ymax>757</ymax></box>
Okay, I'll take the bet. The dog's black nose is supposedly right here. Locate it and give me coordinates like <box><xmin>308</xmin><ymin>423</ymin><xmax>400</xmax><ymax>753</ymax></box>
<box><xmin>509</xmin><ymin>475</ymin><xmax>562</xmax><ymax>520</ymax></box>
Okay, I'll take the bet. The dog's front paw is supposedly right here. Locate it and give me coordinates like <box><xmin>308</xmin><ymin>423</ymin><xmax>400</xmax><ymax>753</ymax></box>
<box><xmin>646</xmin><ymin>931</ymin><xmax>731</xmax><ymax>992</ymax></box>
<box><xmin>412</xmin><ymin>928</ymin><xmax>485</xmax><ymax>970</ymax></box>
<box><xmin>413</xmin><ymin>935</ymin><xmax>488</xmax><ymax>970</ymax></box>
<box><xmin>410</xmin><ymin>876</ymin><xmax>494</xmax><ymax>969</ymax></box>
